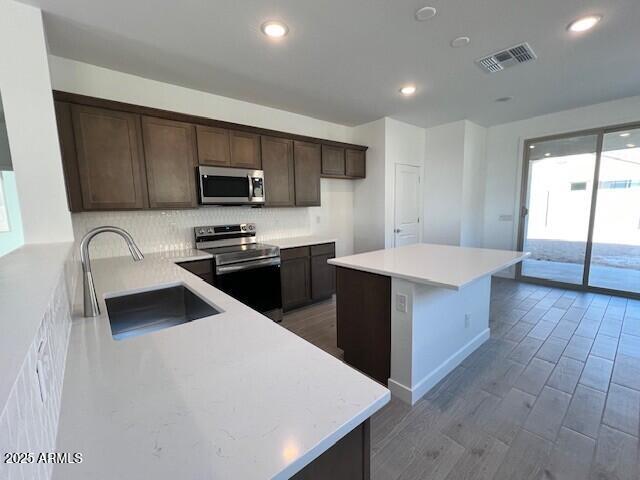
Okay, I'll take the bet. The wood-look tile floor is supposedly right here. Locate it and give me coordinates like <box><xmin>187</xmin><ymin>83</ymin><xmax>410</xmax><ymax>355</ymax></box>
<box><xmin>281</xmin><ymin>278</ymin><xmax>640</xmax><ymax>480</ymax></box>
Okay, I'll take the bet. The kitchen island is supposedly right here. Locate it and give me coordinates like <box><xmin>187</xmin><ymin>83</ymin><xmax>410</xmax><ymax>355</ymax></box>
<box><xmin>329</xmin><ymin>243</ymin><xmax>528</xmax><ymax>405</ymax></box>
<box><xmin>53</xmin><ymin>250</ymin><xmax>389</xmax><ymax>480</ymax></box>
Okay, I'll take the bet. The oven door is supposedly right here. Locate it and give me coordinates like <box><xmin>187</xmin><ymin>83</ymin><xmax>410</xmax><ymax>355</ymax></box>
<box><xmin>213</xmin><ymin>257</ymin><xmax>282</xmax><ymax>319</ymax></box>
<box><xmin>199</xmin><ymin>166</ymin><xmax>265</xmax><ymax>205</ymax></box>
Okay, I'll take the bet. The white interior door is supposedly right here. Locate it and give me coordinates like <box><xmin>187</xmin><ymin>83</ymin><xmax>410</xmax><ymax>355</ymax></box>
<box><xmin>394</xmin><ymin>164</ymin><xmax>421</xmax><ymax>247</ymax></box>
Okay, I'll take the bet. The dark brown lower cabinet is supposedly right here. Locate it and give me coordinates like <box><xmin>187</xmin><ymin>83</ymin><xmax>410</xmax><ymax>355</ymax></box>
<box><xmin>291</xmin><ymin>420</ymin><xmax>370</xmax><ymax>480</ymax></box>
<box><xmin>281</xmin><ymin>247</ymin><xmax>312</xmax><ymax>311</ymax></box>
<box><xmin>336</xmin><ymin>267</ymin><xmax>391</xmax><ymax>385</ymax></box>
<box><xmin>281</xmin><ymin>243</ymin><xmax>336</xmax><ymax>312</ymax></box>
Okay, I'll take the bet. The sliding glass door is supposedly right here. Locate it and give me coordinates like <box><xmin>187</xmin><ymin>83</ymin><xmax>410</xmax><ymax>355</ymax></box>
<box><xmin>518</xmin><ymin>124</ymin><xmax>640</xmax><ymax>297</ymax></box>
<box><xmin>589</xmin><ymin>128</ymin><xmax>640</xmax><ymax>294</ymax></box>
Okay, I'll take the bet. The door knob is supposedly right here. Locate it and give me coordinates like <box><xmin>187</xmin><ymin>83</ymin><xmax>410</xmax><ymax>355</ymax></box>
<box><xmin>394</xmin><ymin>228</ymin><xmax>402</xmax><ymax>233</ymax></box>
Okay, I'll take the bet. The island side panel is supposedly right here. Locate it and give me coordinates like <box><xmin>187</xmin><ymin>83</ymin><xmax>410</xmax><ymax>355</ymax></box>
<box><xmin>389</xmin><ymin>275</ymin><xmax>492</xmax><ymax>404</ymax></box>
<box><xmin>336</xmin><ymin>267</ymin><xmax>391</xmax><ymax>385</ymax></box>
<box><xmin>290</xmin><ymin>419</ymin><xmax>371</xmax><ymax>480</ymax></box>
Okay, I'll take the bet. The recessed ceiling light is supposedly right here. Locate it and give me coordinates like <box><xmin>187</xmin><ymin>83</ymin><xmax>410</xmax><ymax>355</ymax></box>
<box><xmin>545</xmin><ymin>153</ymin><xmax>551</xmax><ymax>157</ymax></box>
<box><xmin>567</xmin><ymin>15</ymin><xmax>602</xmax><ymax>33</ymax></box>
<box><xmin>399</xmin><ymin>85</ymin><xmax>417</xmax><ymax>96</ymax></box>
<box><xmin>495</xmin><ymin>96</ymin><xmax>513</xmax><ymax>103</ymax></box>
<box><xmin>620</xmin><ymin>132</ymin><xmax>631</xmax><ymax>137</ymax></box>
<box><xmin>261</xmin><ymin>21</ymin><xmax>289</xmax><ymax>38</ymax></box>
<box><xmin>529</xmin><ymin>145</ymin><xmax>536</xmax><ymax>149</ymax></box>
<box><xmin>450</xmin><ymin>36</ymin><xmax>471</xmax><ymax>48</ymax></box>
<box><xmin>626</xmin><ymin>143</ymin><xmax>636</xmax><ymax>148</ymax></box>
<box><xmin>415</xmin><ymin>6</ymin><xmax>437</xmax><ymax>21</ymax></box>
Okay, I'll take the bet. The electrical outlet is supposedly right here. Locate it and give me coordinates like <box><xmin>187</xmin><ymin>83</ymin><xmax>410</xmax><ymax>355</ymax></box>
<box><xmin>464</xmin><ymin>313</ymin><xmax>471</xmax><ymax>328</ymax></box>
<box><xmin>396</xmin><ymin>294</ymin><xmax>407</xmax><ymax>313</ymax></box>
<box><xmin>36</xmin><ymin>337</ymin><xmax>50</xmax><ymax>403</ymax></box>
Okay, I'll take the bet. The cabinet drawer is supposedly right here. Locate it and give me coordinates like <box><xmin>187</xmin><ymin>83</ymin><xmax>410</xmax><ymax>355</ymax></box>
<box><xmin>177</xmin><ymin>259</ymin><xmax>212</xmax><ymax>276</ymax></box>
<box><xmin>281</xmin><ymin>246</ymin><xmax>310</xmax><ymax>261</ymax></box>
<box><xmin>311</xmin><ymin>242</ymin><xmax>335</xmax><ymax>256</ymax></box>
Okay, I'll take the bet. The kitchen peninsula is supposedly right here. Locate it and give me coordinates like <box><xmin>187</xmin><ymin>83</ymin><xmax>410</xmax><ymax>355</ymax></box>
<box><xmin>329</xmin><ymin>243</ymin><xmax>528</xmax><ymax>405</ymax></box>
<box><xmin>52</xmin><ymin>252</ymin><xmax>389</xmax><ymax>480</ymax></box>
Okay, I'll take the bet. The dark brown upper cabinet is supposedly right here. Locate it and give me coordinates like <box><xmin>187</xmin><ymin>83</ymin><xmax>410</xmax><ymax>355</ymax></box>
<box><xmin>294</xmin><ymin>141</ymin><xmax>321</xmax><ymax>207</ymax></box>
<box><xmin>261</xmin><ymin>136</ymin><xmax>295</xmax><ymax>207</ymax></box>
<box><xmin>53</xmin><ymin>92</ymin><xmax>367</xmax><ymax>212</ymax></box>
<box><xmin>71</xmin><ymin>105</ymin><xmax>148</xmax><ymax>210</ymax></box>
<box><xmin>321</xmin><ymin>145</ymin><xmax>346</xmax><ymax>177</ymax></box>
<box><xmin>141</xmin><ymin>116</ymin><xmax>198</xmax><ymax>209</ymax></box>
<box><xmin>196</xmin><ymin>125</ymin><xmax>231</xmax><ymax>166</ymax></box>
<box><xmin>229</xmin><ymin>130</ymin><xmax>261</xmax><ymax>169</ymax></box>
<box><xmin>54</xmin><ymin>101</ymin><xmax>83</xmax><ymax>212</ymax></box>
<box><xmin>345</xmin><ymin>149</ymin><xmax>366</xmax><ymax>178</ymax></box>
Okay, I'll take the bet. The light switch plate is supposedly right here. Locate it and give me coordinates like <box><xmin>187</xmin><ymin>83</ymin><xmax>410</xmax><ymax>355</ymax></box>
<box><xmin>498</xmin><ymin>214</ymin><xmax>513</xmax><ymax>222</ymax></box>
<box><xmin>396</xmin><ymin>293</ymin><xmax>407</xmax><ymax>313</ymax></box>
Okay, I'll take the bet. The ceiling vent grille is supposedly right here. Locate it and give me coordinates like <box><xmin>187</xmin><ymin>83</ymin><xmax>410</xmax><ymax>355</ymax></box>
<box><xmin>476</xmin><ymin>42</ymin><xmax>537</xmax><ymax>73</ymax></box>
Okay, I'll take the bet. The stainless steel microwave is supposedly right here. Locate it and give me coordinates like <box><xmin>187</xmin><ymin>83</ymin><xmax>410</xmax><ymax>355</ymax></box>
<box><xmin>198</xmin><ymin>166</ymin><xmax>265</xmax><ymax>206</ymax></box>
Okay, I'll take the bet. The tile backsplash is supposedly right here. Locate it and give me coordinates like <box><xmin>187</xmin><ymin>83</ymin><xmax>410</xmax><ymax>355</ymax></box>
<box><xmin>72</xmin><ymin>207</ymin><xmax>312</xmax><ymax>258</ymax></box>
<box><xmin>0</xmin><ymin>254</ymin><xmax>76</xmax><ymax>480</ymax></box>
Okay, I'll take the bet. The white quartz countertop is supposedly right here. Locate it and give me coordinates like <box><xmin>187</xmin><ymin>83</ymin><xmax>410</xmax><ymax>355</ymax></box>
<box><xmin>329</xmin><ymin>243</ymin><xmax>529</xmax><ymax>290</ymax></box>
<box><xmin>53</xmin><ymin>252</ymin><xmax>389</xmax><ymax>480</ymax></box>
<box><xmin>266</xmin><ymin>235</ymin><xmax>337</xmax><ymax>249</ymax></box>
<box><xmin>146</xmin><ymin>247</ymin><xmax>212</xmax><ymax>263</ymax></box>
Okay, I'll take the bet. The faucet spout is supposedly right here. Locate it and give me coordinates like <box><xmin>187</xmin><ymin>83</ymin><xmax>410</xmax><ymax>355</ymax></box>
<box><xmin>80</xmin><ymin>226</ymin><xmax>144</xmax><ymax>317</ymax></box>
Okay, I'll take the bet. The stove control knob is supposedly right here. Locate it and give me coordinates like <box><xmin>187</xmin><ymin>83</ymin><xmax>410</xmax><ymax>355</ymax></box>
<box><xmin>207</xmin><ymin>228</ymin><xmax>214</xmax><ymax>234</ymax></box>
<box><xmin>249</xmin><ymin>225</ymin><xmax>255</xmax><ymax>231</ymax></box>
<box><xmin>241</xmin><ymin>225</ymin><xmax>247</xmax><ymax>231</ymax></box>
<box><xmin>198</xmin><ymin>229</ymin><xmax>205</xmax><ymax>235</ymax></box>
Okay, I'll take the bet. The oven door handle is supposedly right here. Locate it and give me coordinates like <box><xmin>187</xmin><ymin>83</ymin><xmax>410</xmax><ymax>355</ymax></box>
<box><xmin>247</xmin><ymin>175</ymin><xmax>254</xmax><ymax>200</ymax></box>
<box><xmin>216</xmin><ymin>257</ymin><xmax>281</xmax><ymax>275</ymax></box>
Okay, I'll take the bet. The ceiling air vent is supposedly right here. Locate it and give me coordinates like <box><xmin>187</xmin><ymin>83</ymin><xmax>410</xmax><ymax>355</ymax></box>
<box><xmin>476</xmin><ymin>42</ymin><xmax>537</xmax><ymax>73</ymax></box>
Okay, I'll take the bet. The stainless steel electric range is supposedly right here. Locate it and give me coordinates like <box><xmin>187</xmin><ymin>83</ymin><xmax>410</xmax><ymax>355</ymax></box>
<box><xmin>194</xmin><ymin>223</ymin><xmax>282</xmax><ymax>321</ymax></box>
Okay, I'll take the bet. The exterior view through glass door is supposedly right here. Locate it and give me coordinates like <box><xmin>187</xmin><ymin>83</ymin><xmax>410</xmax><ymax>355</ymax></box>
<box><xmin>518</xmin><ymin>124</ymin><xmax>640</xmax><ymax>297</ymax></box>
<box><xmin>589</xmin><ymin>128</ymin><xmax>640</xmax><ymax>294</ymax></box>
<box><xmin>520</xmin><ymin>134</ymin><xmax>598</xmax><ymax>285</ymax></box>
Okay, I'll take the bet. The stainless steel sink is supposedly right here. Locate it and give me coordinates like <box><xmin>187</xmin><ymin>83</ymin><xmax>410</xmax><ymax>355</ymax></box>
<box><xmin>106</xmin><ymin>284</ymin><xmax>220</xmax><ymax>340</ymax></box>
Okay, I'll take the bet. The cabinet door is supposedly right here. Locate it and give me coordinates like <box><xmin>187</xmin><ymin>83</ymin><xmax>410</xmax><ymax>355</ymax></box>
<box><xmin>312</xmin><ymin>253</ymin><xmax>336</xmax><ymax>301</ymax></box>
<box><xmin>294</xmin><ymin>141</ymin><xmax>321</xmax><ymax>206</ymax></box>
<box><xmin>345</xmin><ymin>149</ymin><xmax>366</xmax><ymax>178</ymax></box>
<box><xmin>142</xmin><ymin>116</ymin><xmax>198</xmax><ymax>209</ymax></box>
<box><xmin>262</xmin><ymin>136</ymin><xmax>295</xmax><ymax>207</ymax></box>
<box><xmin>230</xmin><ymin>130</ymin><xmax>261</xmax><ymax>169</ymax></box>
<box><xmin>54</xmin><ymin>101</ymin><xmax>83</xmax><ymax>212</ymax></box>
<box><xmin>321</xmin><ymin>145</ymin><xmax>345</xmax><ymax>176</ymax></box>
<box><xmin>281</xmin><ymin>257</ymin><xmax>311</xmax><ymax>311</ymax></box>
<box><xmin>72</xmin><ymin>105</ymin><xmax>147</xmax><ymax>210</ymax></box>
<box><xmin>196</xmin><ymin>125</ymin><xmax>230</xmax><ymax>166</ymax></box>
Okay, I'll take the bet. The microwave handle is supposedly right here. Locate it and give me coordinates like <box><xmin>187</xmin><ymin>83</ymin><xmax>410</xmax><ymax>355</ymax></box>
<box><xmin>247</xmin><ymin>175</ymin><xmax>254</xmax><ymax>200</ymax></box>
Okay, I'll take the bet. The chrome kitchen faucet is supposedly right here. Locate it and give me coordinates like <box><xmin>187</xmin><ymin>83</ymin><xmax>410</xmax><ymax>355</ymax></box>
<box><xmin>80</xmin><ymin>226</ymin><xmax>144</xmax><ymax>317</ymax></box>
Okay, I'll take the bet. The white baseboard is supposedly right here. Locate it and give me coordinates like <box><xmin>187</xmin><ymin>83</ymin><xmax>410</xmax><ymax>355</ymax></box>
<box><xmin>388</xmin><ymin>328</ymin><xmax>490</xmax><ymax>405</ymax></box>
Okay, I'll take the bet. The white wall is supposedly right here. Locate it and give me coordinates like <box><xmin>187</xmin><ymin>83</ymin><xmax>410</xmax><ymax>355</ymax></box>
<box><xmin>461</xmin><ymin>121</ymin><xmax>487</xmax><ymax>247</ymax></box>
<box><xmin>423</xmin><ymin>121</ymin><xmax>466</xmax><ymax>245</ymax></box>
<box><xmin>423</xmin><ymin>120</ymin><xmax>487</xmax><ymax>247</ymax></box>
<box><xmin>50</xmin><ymin>56</ymin><xmax>353</xmax><ymax>143</ymax></box>
<box><xmin>483</xmin><ymin>94</ymin><xmax>640</xmax><ymax>254</ymax></box>
<box><xmin>49</xmin><ymin>56</ymin><xmax>357</xmax><ymax>255</ymax></box>
<box><xmin>352</xmin><ymin>118</ymin><xmax>386</xmax><ymax>253</ymax></box>
<box><xmin>384</xmin><ymin>118</ymin><xmax>426</xmax><ymax>248</ymax></box>
<box><xmin>0</xmin><ymin>1</ymin><xmax>73</xmax><ymax>245</ymax></box>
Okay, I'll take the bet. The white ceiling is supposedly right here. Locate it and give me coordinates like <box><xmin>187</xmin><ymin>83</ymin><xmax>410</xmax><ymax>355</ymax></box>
<box><xmin>19</xmin><ymin>0</ymin><xmax>640</xmax><ymax>128</ymax></box>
